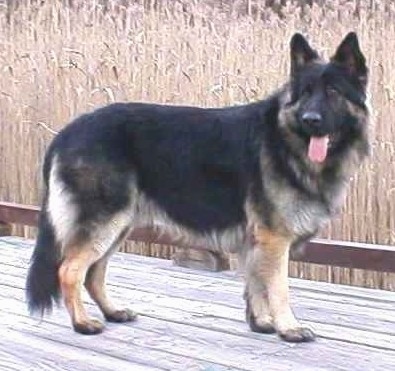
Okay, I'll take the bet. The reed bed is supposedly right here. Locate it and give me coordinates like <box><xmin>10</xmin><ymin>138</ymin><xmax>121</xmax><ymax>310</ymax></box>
<box><xmin>0</xmin><ymin>0</ymin><xmax>394</xmax><ymax>289</ymax></box>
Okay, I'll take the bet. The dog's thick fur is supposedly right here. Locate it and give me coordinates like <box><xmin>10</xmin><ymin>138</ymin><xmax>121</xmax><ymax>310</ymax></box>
<box><xmin>26</xmin><ymin>33</ymin><xmax>369</xmax><ymax>342</ymax></box>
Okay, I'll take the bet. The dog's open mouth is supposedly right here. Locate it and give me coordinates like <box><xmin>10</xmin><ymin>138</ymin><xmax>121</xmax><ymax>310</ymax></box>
<box><xmin>308</xmin><ymin>135</ymin><xmax>330</xmax><ymax>163</ymax></box>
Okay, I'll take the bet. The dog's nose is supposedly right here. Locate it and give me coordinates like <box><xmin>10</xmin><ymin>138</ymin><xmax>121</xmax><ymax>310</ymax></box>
<box><xmin>302</xmin><ymin>112</ymin><xmax>322</xmax><ymax>127</ymax></box>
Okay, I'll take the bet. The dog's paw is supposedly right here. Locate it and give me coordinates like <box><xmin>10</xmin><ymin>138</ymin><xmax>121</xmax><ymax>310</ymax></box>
<box><xmin>104</xmin><ymin>308</ymin><xmax>138</xmax><ymax>323</ymax></box>
<box><xmin>73</xmin><ymin>318</ymin><xmax>105</xmax><ymax>335</ymax></box>
<box><xmin>279</xmin><ymin>327</ymin><xmax>316</xmax><ymax>342</ymax></box>
<box><xmin>245</xmin><ymin>299</ymin><xmax>276</xmax><ymax>334</ymax></box>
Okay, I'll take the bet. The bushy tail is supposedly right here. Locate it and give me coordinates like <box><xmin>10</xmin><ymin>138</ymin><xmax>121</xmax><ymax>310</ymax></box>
<box><xmin>26</xmin><ymin>199</ymin><xmax>61</xmax><ymax>316</ymax></box>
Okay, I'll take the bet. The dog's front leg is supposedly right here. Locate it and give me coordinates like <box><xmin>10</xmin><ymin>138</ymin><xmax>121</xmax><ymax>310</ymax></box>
<box><xmin>246</xmin><ymin>226</ymin><xmax>315</xmax><ymax>342</ymax></box>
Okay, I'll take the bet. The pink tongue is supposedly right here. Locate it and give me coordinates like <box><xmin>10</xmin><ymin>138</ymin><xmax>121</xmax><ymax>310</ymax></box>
<box><xmin>308</xmin><ymin>136</ymin><xmax>329</xmax><ymax>163</ymax></box>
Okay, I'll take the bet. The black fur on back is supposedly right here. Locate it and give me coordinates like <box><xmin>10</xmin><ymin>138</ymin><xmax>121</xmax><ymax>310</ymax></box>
<box><xmin>50</xmin><ymin>98</ymin><xmax>279</xmax><ymax>234</ymax></box>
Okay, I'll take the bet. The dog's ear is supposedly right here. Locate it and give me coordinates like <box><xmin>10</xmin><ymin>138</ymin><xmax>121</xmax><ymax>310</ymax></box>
<box><xmin>290</xmin><ymin>33</ymin><xmax>319</xmax><ymax>76</ymax></box>
<box><xmin>331</xmin><ymin>32</ymin><xmax>367</xmax><ymax>86</ymax></box>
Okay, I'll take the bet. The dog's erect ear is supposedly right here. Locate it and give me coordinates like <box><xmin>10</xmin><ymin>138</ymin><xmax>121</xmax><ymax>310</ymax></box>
<box><xmin>290</xmin><ymin>33</ymin><xmax>319</xmax><ymax>76</ymax></box>
<box><xmin>331</xmin><ymin>32</ymin><xmax>367</xmax><ymax>85</ymax></box>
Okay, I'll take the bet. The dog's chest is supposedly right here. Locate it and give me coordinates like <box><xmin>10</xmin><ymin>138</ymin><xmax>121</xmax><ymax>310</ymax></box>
<box><xmin>266</xmin><ymin>181</ymin><xmax>334</xmax><ymax>237</ymax></box>
<box><xmin>280</xmin><ymin>195</ymin><xmax>330</xmax><ymax>236</ymax></box>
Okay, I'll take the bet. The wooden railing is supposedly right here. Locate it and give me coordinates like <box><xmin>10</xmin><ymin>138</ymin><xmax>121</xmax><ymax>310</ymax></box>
<box><xmin>1</xmin><ymin>201</ymin><xmax>394</xmax><ymax>273</ymax></box>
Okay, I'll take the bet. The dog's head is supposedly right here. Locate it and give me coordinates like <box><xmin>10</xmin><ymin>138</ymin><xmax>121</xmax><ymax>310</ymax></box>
<box><xmin>279</xmin><ymin>32</ymin><xmax>369</xmax><ymax>165</ymax></box>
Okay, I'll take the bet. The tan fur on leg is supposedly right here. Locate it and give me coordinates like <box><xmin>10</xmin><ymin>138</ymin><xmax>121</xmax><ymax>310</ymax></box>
<box><xmin>250</xmin><ymin>226</ymin><xmax>315</xmax><ymax>342</ymax></box>
<box><xmin>58</xmin><ymin>246</ymin><xmax>104</xmax><ymax>334</ymax></box>
<box><xmin>253</xmin><ymin>228</ymin><xmax>298</xmax><ymax>330</ymax></box>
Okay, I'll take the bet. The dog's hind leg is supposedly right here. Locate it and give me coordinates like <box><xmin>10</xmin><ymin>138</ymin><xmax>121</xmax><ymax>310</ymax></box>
<box><xmin>58</xmin><ymin>243</ymin><xmax>104</xmax><ymax>334</ymax></box>
<box><xmin>84</xmin><ymin>228</ymin><xmax>137</xmax><ymax>323</ymax></box>
<box><xmin>59</xmin><ymin>213</ymin><xmax>133</xmax><ymax>334</ymax></box>
<box><xmin>246</xmin><ymin>226</ymin><xmax>315</xmax><ymax>342</ymax></box>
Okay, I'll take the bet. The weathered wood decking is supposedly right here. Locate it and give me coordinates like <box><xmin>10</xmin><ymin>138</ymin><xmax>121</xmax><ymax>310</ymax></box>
<box><xmin>1</xmin><ymin>237</ymin><xmax>395</xmax><ymax>371</ymax></box>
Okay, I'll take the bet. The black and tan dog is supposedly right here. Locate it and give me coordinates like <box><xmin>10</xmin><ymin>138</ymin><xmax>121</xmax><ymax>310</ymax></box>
<box><xmin>26</xmin><ymin>32</ymin><xmax>370</xmax><ymax>342</ymax></box>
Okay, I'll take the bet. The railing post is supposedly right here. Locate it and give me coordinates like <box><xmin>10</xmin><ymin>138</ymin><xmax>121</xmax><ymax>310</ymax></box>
<box><xmin>0</xmin><ymin>222</ymin><xmax>11</xmax><ymax>236</ymax></box>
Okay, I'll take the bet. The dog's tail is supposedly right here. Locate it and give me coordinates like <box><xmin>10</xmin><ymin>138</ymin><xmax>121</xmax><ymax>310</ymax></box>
<box><xmin>26</xmin><ymin>198</ymin><xmax>61</xmax><ymax>316</ymax></box>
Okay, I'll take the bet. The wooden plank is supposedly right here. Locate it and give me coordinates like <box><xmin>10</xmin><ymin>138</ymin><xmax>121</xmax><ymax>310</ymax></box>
<box><xmin>2</xmin><ymin>252</ymin><xmax>395</xmax><ymax>349</ymax></box>
<box><xmin>2</xmin><ymin>291</ymin><xmax>395</xmax><ymax>371</ymax></box>
<box><xmin>1</xmin><ymin>240</ymin><xmax>395</xmax><ymax>370</ymax></box>
<box><xmin>0</xmin><ymin>304</ymin><xmax>242</xmax><ymax>370</ymax></box>
<box><xmin>1</xmin><ymin>283</ymin><xmax>395</xmax><ymax>370</ymax></box>
<box><xmin>1</xmin><ymin>282</ymin><xmax>395</xmax><ymax>353</ymax></box>
<box><xmin>0</xmin><ymin>301</ymin><xmax>310</xmax><ymax>370</ymax></box>
<box><xmin>4</xmin><ymin>268</ymin><xmax>395</xmax><ymax>353</ymax></box>
<box><xmin>0</xmin><ymin>329</ymin><xmax>160</xmax><ymax>371</ymax></box>
<box><xmin>4</xmin><ymin>252</ymin><xmax>395</xmax><ymax>324</ymax></box>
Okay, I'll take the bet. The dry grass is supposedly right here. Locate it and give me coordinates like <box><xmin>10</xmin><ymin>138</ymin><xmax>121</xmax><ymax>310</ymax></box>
<box><xmin>0</xmin><ymin>0</ymin><xmax>394</xmax><ymax>289</ymax></box>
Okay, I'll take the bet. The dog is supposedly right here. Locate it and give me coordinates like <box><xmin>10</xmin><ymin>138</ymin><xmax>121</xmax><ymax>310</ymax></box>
<box><xmin>26</xmin><ymin>32</ymin><xmax>369</xmax><ymax>342</ymax></box>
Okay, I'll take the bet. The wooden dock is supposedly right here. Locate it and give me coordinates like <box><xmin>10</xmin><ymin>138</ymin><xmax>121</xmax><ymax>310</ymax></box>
<box><xmin>1</xmin><ymin>236</ymin><xmax>395</xmax><ymax>371</ymax></box>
